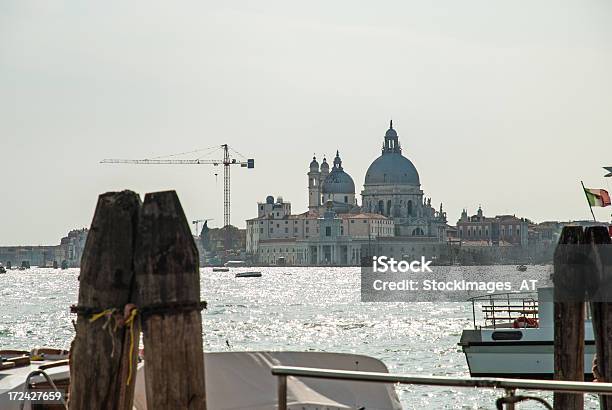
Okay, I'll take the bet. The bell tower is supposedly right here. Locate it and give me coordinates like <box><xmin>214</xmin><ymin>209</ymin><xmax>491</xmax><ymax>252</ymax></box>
<box><xmin>308</xmin><ymin>156</ymin><xmax>321</xmax><ymax>211</ymax></box>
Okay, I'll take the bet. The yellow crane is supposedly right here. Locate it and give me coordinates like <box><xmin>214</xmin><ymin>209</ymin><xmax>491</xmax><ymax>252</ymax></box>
<box><xmin>101</xmin><ymin>144</ymin><xmax>254</xmax><ymax>251</ymax></box>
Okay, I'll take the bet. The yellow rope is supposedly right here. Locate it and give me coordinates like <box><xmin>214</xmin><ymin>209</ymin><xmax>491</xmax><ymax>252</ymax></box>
<box><xmin>87</xmin><ymin>307</ymin><xmax>139</xmax><ymax>386</ymax></box>
<box><xmin>89</xmin><ymin>309</ymin><xmax>115</xmax><ymax>323</ymax></box>
<box><xmin>124</xmin><ymin>308</ymin><xmax>139</xmax><ymax>386</ymax></box>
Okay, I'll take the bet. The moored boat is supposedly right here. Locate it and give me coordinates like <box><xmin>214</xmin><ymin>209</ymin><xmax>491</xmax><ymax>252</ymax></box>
<box><xmin>0</xmin><ymin>348</ymin><xmax>69</xmax><ymax>410</ymax></box>
<box><xmin>133</xmin><ymin>351</ymin><xmax>401</xmax><ymax>410</ymax></box>
<box><xmin>212</xmin><ymin>267</ymin><xmax>230</xmax><ymax>272</ymax></box>
<box><xmin>459</xmin><ymin>287</ymin><xmax>595</xmax><ymax>379</ymax></box>
<box><xmin>235</xmin><ymin>271</ymin><xmax>262</xmax><ymax>278</ymax></box>
<box><xmin>1</xmin><ymin>350</ymin><xmax>401</xmax><ymax>410</ymax></box>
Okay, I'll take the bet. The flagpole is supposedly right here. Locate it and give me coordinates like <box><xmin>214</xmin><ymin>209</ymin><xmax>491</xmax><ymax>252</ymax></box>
<box><xmin>581</xmin><ymin>180</ymin><xmax>597</xmax><ymax>222</ymax></box>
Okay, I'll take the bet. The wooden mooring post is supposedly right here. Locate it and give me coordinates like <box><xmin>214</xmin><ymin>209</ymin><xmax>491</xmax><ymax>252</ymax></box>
<box><xmin>69</xmin><ymin>191</ymin><xmax>141</xmax><ymax>410</ymax></box>
<box><xmin>134</xmin><ymin>191</ymin><xmax>207</xmax><ymax>410</ymax></box>
<box><xmin>585</xmin><ymin>226</ymin><xmax>612</xmax><ymax>410</ymax></box>
<box><xmin>554</xmin><ymin>226</ymin><xmax>586</xmax><ymax>410</ymax></box>
<box><xmin>554</xmin><ymin>225</ymin><xmax>612</xmax><ymax>410</ymax></box>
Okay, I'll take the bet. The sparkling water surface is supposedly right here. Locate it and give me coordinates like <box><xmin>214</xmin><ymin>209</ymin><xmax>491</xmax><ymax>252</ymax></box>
<box><xmin>0</xmin><ymin>266</ymin><xmax>599</xmax><ymax>409</ymax></box>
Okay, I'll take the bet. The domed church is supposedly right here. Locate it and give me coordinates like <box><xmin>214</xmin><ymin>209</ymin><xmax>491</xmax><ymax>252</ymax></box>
<box><xmin>361</xmin><ymin>121</ymin><xmax>447</xmax><ymax>237</ymax></box>
<box><xmin>308</xmin><ymin>121</ymin><xmax>447</xmax><ymax>238</ymax></box>
<box><xmin>246</xmin><ymin>120</ymin><xmax>449</xmax><ymax>266</ymax></box>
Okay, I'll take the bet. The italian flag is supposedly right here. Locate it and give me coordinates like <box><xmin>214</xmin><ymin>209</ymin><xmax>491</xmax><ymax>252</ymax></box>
<box><xmin>584</xmin><ymin>188</ymin><xmax>611</xmax><ymax>207</ymax></box>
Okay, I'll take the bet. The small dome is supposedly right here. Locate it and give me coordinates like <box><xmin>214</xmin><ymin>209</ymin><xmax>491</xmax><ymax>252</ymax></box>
<box><xmin>320</xmin><ymin>157</ymin><xmax>329</xmax><ymax>171</ymax></box>
<box><xmin>309</xmin><ymin>156</ymin><xmax>319</xmax><ymax>171</ymax></box>
<box><xmin>385</xmin><ymin>128</ymin><xmax>397</xmax><ymax>138</ymax></box>
<box><xmin>364</xmin><ymin>153</ymin><xmax>420</xmax><ymax>185</ymax></box>
<box><xmin>266</xmin><ymin>195</ymin><xmax>274</xmax><ymax>204</ymax></box>
<box><xmin>322</xmin><ymin>151</ymin><xmax>355</xmax><ymax>194</ymax></box>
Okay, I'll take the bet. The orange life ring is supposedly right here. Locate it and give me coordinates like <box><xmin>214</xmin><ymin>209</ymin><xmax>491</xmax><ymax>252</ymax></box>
<box><xmin>513</xmin><ymin>316</ymin><xmax>538</xmax><ymax>328</ymax></box>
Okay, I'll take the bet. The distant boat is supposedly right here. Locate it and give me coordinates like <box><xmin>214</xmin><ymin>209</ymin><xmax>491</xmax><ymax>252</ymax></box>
<box><xmin>225</xmin><ymin>260</ymin><xmax>246</xmax><ymax>268</ymax></box>
<box><xmin>212</xmin><ymin>267</ymin><xmax>230</xmax><ymax>272</ymax></box>
<box><xmin>235</xmin><ymin>271</ymin><xmax>261</xmax><ymax>278</ymax></box>
<box><xmin>516</xmin><ymin>265</ymin><xmax>527</xmax><ymax>272</ymax></box>
<box><xmin>0</xmin><ymin>266</ymin><xmax>6</xmax><ymax>274</ymax></box>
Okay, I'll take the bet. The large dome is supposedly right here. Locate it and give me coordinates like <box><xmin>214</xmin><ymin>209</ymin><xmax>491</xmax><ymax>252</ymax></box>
<box><xmin>322</xmin><ymin>150</ymin><xmax>355</xmax><ymax>194</ymax></box>
<box><xmin>364</xmin><ymin>153</ymin><xmax>420</xmax><ymax>185</ymax></box>
<box><xmin>364</xmin><ymin>121</ymin><xmax>420</xmax><ymax>186</ymax></box>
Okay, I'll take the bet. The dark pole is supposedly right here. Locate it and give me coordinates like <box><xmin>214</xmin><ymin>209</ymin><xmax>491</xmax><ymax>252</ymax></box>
<box><xmin>581</xmin><ymin>181</ymin><xmax>598</xmax><ymax>222</ymax></box>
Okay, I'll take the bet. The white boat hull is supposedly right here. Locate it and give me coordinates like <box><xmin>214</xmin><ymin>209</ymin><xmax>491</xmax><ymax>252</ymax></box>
<box><xmin>463</xmin><ymin>342</ymin><xmax>596</xmax><ymax>379</ymax></box>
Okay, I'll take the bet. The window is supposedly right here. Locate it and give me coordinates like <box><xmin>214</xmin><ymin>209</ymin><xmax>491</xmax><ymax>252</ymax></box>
<box><xmin>294</xmin><ymin>228</ymin><xmax>298</xmax><ymax>233</ymax></box>
<box><xmin>326</xmin><ymin>226</ymin><xmax>331</xmax><ymax>236</ymax></box>
<box><xmin>351</xmin><ymin>220</ymin><xmax>355</xmax><ymax>223</ymax></box>
<box><xmin>407</xmin><ymin>200</ymin><xmax>413</xmax><ymax>216</ymax></box>
<box><xmin>270</xmin><ymin>228</ymin><xmax>273</xmax><ymax>233</ymax></box>
<box><xmin>285</xmin><ymin>228</ymin><xmax>288</xmax><ymax>233</ymax></box>
<box><xmin>306</xmin><ymin>228</ymin><xmax>310</xmax><ymax>233</ymax></box>
<box><xmin>259</xmin><ymin>228</ymin><xmax>263</xmax><ymax>233</ymax></box>
<box><xmin>260</xmin><ymin>205</ymin><xmax>263</xmax><ymax>210</ymax></box>
<box><xmin>344</xmin><ymin>196</ymin><xmax>348</xmax><ymax>203</ymax></box>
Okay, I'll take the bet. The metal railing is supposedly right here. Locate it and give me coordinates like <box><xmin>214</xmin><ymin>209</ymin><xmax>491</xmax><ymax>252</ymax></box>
<box><xmin>467</xmin><ymin>291</ymin><xmax>538</xmax><ymax>329</ymax></box>
<box><xmin>271</xmin><ymin>366</ymin><xmax>612</xmax><ymax>410</ymax></box>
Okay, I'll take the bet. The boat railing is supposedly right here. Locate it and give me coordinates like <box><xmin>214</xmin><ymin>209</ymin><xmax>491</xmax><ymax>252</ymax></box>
<box><xmin>467</xmin><ymin>291</ymin><xmax>538</xmax><ymax>329</ymax></box>
<box><xmin>271</xmin><ymin>365</ymin><xmax>612</xmax><ymax>410</ymax></box>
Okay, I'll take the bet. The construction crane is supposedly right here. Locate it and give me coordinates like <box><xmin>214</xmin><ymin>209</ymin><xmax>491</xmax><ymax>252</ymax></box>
<box><xmin>101</xmin><ymin>144</ymin><xmax>254</xmax><ymax>251</ymax></box>
<box><xmin>192</xmin><ymin>219</ymin><xmax>214</xmax><ymax>236</ymax></box>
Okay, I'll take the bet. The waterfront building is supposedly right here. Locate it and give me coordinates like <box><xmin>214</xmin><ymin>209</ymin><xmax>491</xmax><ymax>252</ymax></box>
<box><xmin>0</xmin><ymin>228</ymin><xmax>88</xmax><ymax>268</ymax></box>
<box><xmin>456</xmin><ymin>207</ymin><xmax>529</xmax><ymax>247</ymax></box>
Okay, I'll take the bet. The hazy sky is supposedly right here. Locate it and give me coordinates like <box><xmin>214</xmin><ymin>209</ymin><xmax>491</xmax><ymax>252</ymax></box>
<box><xmin>1</xmin><ymin>1</ymin><xmax>611</xmax><ymax>245</ymax></box>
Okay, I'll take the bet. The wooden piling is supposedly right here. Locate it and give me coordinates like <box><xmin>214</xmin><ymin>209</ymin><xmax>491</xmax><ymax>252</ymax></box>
<box><xmin>69</xmin><ymin>191</ymin><xmax>141</xmax><ymax>410</ymax></box>
<box><xmin>134</xmin><ymin>191</ymin><xmax>206</xmax><ymax>410</ymax></box>
<box><xmin>585</xmin><ymin>226</ymin><xmax>612</xmax><ymax>409</ymax></box>
<box><xmin>553</xmin><ymin>225</ymin><xmax>585</xmax><ymax>410</ymax></box>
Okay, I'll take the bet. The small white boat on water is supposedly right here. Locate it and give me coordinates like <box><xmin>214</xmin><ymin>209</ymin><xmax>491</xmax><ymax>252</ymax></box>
<box><xmin>459</xmin><ymin>287</ymin><xmax>595</xmax><ymax>379</ymax></box>
<box><xmin>224</xmin><ymin>260</ymin><xmax>246</xmax><ymax>268</ymax></box>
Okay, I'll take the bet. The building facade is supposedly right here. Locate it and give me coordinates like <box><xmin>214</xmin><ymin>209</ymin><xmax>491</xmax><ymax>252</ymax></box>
<box><xmin>456</xmin><ymin>207</ymin><xmax>529</xmax><ymax>247</ymax></box>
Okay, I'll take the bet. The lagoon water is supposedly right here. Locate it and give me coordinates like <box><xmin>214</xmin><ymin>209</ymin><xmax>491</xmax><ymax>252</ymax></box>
<box><xmin>0</xmin><ymin>266</ymin><xmax>600</xmax><ymax>409</ymax></box>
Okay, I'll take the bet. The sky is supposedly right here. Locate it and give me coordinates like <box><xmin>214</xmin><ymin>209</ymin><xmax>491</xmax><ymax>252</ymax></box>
<box><xmin>1</xmin><ymin>0</ymin><xmax>611</xmax><ymax>245</ymax></box>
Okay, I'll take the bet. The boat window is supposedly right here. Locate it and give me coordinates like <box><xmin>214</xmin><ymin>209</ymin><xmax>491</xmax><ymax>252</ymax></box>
<box><xmin>491</xmin><ymin>331</ymin><xmax>523</xmax><ymax>341</ymax></box>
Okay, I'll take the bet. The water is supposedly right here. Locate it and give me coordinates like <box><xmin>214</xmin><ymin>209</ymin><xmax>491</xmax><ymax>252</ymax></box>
<box><xmin>0</xmin><ymin>266</ymin><xmax>600</xmax><ymax>409</ymax></box>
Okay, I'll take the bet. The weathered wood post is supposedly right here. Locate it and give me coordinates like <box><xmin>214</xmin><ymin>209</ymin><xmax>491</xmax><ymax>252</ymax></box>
<box><xmin>554</xmin><ymin>226</ymin><xmax>586</xmax><ymax>410</ymax></box>
<box><xmin>134</xmin><ymin>191</ymin><xmax>206</xmax><ymax>410</ymax></box>
<box><xmin>585</xmin><ymin>226</ymin><xmax>612</xmax><ymax>409</ymax></box>
<box><xmin>69</xmin><ymin>191</ymin><xmax>141</xmax><ymax>410</ymax></box>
